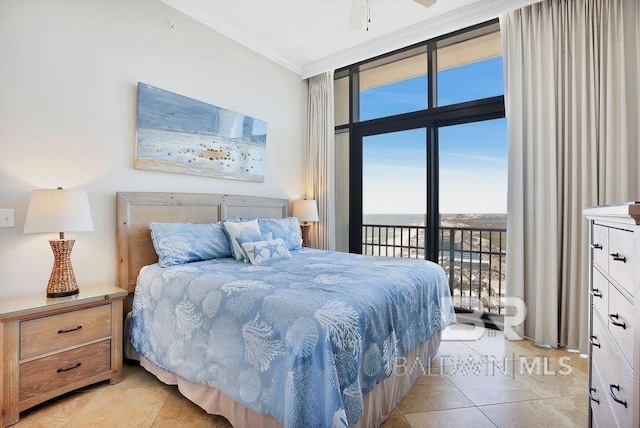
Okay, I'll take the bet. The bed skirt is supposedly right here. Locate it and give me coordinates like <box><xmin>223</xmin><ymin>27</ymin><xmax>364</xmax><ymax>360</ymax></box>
<box><xmin>125</xmin><ymin>314</ymin><xmax>442</xmax><ymax>427</ymax></box>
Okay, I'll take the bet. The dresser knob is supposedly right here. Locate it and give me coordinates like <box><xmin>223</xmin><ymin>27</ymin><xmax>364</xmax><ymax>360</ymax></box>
<box><xmin>608</xmin><ymin>313</ymin><xmax>627</xmax><ymax>329</ymax></box>
<box><xmin>589</xmin><ymin>387</ymin><xmax>599</xmax><ymax>404</ymax></box>
<box><xmin>591</xmin><ymin>243</ymin><xmax>603</xmax><ymax>250</ymax></box>
<box><xmin>58</xmin><ymin>325</ymin><xmax>83</xmax><ymax>334</ymax></box>
<box><xmin>57</xmin><ymin>362</ymin><xmax>82</xmax><ymax>373</ymax></box>
<box><xmin>609</xmin><ymin>252</ymin><xmax>626</xmax><ymax>262</ymax></box>
<box><xmin>589</xmin><ymin>335</ymin><xmax>601</xmax><ymax>348</ymax></box>
<box><xmin>591</xmin><ymin>288</ymin><xmax>602</xmax><ymax>298</ymax></box>
<box><xmin>609</xmin><ymin>384</ymin><xmax>628</xmax><ymax>408</ymax></box>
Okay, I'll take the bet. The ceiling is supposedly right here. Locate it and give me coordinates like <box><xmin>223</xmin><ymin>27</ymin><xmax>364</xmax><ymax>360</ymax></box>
<box><xmin>161</xmin><ymin>0</ymin><xmax>541</xmax><ymax>79</ymax></box>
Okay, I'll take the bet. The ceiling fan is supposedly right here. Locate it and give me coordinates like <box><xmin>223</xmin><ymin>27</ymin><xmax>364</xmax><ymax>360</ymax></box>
<box><xmin>349</xmin><ymin>0</ymin><xmax>437</xmax><ymax>30</ymax></box>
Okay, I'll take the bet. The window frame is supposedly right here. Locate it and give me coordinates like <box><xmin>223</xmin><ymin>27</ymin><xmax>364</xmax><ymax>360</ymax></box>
<box><xmin>335</xmin><ymin>19</ymin><xmax>505</xmax><ymax>260</ymax></box>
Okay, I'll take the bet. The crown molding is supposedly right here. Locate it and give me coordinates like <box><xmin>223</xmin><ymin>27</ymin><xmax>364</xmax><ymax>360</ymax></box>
<box><xmin>162</xmin><ymin>0</ymin><xmax>542</xmax><ymax>80</ymax></box>
<box><xmin>301</xmin><ymin>0</ymin><xmax>541</xmax><ymax>79</ymax></box>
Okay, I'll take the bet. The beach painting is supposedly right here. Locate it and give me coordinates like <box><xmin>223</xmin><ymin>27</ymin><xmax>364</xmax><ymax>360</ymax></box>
<box><xmin>135</xmin><ymin>83</ymin><xmax>267</xmax><ymax>182</ymax></box>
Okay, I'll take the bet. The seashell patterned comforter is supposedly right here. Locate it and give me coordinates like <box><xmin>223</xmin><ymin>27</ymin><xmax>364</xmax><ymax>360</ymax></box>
<box><xmin>130</xmin><ymin>248</ymin><xmax>456</xmax><ymax>427</ymax></box>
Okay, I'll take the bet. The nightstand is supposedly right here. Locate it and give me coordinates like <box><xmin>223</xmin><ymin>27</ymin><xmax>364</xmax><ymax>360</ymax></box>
<box><xmin>0</xmin><ymin>284</ymin><xmax>127</xmax><ymax>427</ymax></box>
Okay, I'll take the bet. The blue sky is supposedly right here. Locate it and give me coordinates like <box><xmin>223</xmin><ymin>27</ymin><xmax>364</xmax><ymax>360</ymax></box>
<box><xmin>361</xmin><ymin>57</ymin><xmax>507</xmax><ymax>215</ymax></box>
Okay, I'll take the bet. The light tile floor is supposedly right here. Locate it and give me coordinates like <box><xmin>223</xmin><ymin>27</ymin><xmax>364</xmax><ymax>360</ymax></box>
<box><xmin>14</xmin><ymin>325</ymin><xmax>588</xmax><ymax>427</ymax></box>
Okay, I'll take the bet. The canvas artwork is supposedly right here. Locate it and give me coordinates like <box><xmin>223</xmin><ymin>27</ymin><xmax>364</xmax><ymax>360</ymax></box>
<box><xmin>135</xmin><ymin>83</ymin><xmax>267</xmax><ymax>182</ymax></box>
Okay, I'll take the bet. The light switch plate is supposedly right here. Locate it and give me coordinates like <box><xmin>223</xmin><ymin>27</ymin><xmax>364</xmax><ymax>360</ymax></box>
<box><xmin>0</xmin><ymin>209</ymin><xmax>15</xmax><ymax>228</ymax></box>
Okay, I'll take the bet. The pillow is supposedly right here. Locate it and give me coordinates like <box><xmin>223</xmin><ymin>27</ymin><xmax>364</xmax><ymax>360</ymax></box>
<box><xmin>222</xmin><ymin>219</ymin><xmax>263</xmax><ymax>260</ymax></box>
<box><xmin>236</xmin><ymin>233</ymin><xmax>273</xmax><ymax>261</ymax></box>
<box><xmin>239</xmin><ymin>238</ymin><xmax>292</xmax><ymax>265</ymax></box>
<box><xmin>257</xmin><ymin>217</ymin><xmax>303</xmax><ymax>250</ymax></box>
<box><xmin>149</xmin><ymin>222</ymin><xmax>231</xmax><ymax>268</ymax></box>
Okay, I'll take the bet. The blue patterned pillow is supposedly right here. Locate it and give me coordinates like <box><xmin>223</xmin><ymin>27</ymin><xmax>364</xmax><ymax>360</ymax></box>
<box><xmin>149</xmin><ymin>222</ymin><xmax>231</xmax><ymax>268</ymax></box>
<box><xmin>222</xmin><ymin>219</ymin><xmax>263</xmax><ymax>260</ymax></box>
<box><xmin>257</xmin><ymin>217</ymin><xmax>303</xmax><ymax>250</ymax></box>
<box><xmin>239</xmin><ymin>238</ymin><xmax>292</xmax><ymax>265</ymax></box>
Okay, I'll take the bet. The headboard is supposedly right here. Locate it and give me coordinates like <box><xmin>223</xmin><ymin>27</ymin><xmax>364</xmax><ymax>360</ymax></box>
<box><xmin>116</xmin><ymin>192</ymin><xmax>289</xmax><ymax>293</ymax></box>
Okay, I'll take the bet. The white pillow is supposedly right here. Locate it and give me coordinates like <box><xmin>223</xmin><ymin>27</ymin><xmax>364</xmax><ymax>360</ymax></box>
<box><xmin>222</xmin><ymin>219</ymin><xmax>262</xmax><ymax>261</ymax></box>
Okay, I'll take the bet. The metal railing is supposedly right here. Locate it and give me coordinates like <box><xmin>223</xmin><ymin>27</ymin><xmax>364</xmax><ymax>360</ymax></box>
<box><xmin>362</xmin><ymin>224</ymin><xmax>507</xmax><ymax>314</ymax></box>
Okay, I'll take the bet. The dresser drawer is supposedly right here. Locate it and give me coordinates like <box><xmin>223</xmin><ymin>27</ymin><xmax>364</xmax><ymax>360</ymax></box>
<box><xmin>591</xmin><ymin>316</ymin><xmax>634</xmax><ymax>427</ymax></box>
<box><xmin>20</xmin><ymin>304</ymin><xmax>111</xmax><ymax>360</ymax></box>
<box><xmin>592</xmin><ymin>224</ymin><xmax>609</xmax><ymax>272</ymax></box>
<box><xmin>591</xmin><ymin>269</ymin><xmax>609</xmax><ymax>319</ymax></box>
<box><xmin>608</xmin><ymin>227</ymin><xmax>635</xmax><ymax>296</ymax></box>
<box><xmin>607</xmin><ymin>284</ymin><xmax>634</xmax><ymax>368</ymax></box>
<box><xmin>590</xmin><ymin>361</ymin><xmax>618</xmax><ymax>428</ymax></box>
<box><xmin>19</xmin><ymin>340</ymin><xmax>111</xmax><ymax>402</ymax></box>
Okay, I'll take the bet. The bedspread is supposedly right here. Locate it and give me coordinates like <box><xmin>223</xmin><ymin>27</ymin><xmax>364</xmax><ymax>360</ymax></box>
<box><xmin>130</xmin><ymin>248</ymin><xmax>455</xmax><ymax>427</ymax></box>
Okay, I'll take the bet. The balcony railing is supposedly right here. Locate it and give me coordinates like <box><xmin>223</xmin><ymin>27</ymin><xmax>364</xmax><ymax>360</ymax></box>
<box><xmin>362</xmin><ymin>224</ymin><xmax>507</xmax><ymax>314</ymax></box>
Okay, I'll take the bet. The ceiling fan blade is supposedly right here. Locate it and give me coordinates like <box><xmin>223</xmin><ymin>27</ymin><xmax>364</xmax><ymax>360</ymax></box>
<box><xmin>349</xmin><ymin>0</ymin><xmax>367</xmax><ymax>30</ymax></box>
<box><xmin>412</xmin><ymin>0</ymin><xmax>437</xmax><ymax>7</ymax></box>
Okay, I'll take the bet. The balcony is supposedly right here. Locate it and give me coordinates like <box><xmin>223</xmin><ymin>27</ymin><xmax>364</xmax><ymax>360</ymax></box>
<box><xmin>362</xmin><ymin>224</ymin><xmax>506</xmax><ymax>314</ymax></box>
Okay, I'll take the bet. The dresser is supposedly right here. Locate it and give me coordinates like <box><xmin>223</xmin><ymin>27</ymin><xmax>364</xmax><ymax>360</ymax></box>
<box><xmin>0</xmin><ymin>285</ymin><xmax>127</xmax><ymax>427</ymax></box>
<box><xmin>584</xmin><ymin>203</ymin><xmax>640</xmax><ymax>428</ymax></box>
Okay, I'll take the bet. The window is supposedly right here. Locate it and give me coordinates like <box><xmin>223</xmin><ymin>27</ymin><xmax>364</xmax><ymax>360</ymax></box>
<box><xmin>334</xmin><ymin>20</ymin><xmax>506</xmax><ymax>321</ymax></box>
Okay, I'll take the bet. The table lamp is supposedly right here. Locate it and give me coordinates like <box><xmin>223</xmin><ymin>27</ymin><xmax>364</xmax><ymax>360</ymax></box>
<box><xmin>23</xmin><ymin>187</ymin><xmax>94</xmax><ymax>297</ymax></box>
<box><xmin>292</xmin><ymin>199</ymin><xmax>319</xmax><ymax>247</ymax></box>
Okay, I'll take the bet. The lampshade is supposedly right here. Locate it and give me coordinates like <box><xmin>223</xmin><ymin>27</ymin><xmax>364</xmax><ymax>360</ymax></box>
<box><xmin>24</xmin><ymin>188</ymin><xmax>93</xmax><ymax>235</ymax></box>
<box><xmin>23</xmin><ymin>188</ymin><xmax>93</xmax><ymax>298</ymax></box>
<box><xmin>292</xmin><ymin>200</ymin><xmax>319</xmax><ymax>223</ymax></box>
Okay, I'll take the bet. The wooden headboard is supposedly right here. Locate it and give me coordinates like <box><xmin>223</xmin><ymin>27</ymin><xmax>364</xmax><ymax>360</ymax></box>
<box><xmin>116</xmin><ymin>192</ymin><xmax>289</xmax><ymax>293</ymax></box>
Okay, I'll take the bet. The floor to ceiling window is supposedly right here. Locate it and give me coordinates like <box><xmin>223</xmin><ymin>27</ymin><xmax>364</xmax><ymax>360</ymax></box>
<box><xmin>334</xmin><ymin>20</ymin><xmax>506</xmax><ymax>325</ymax></box>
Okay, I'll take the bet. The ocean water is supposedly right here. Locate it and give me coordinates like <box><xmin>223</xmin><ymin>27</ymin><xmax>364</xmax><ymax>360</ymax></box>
<box><xmin>363</xmin><ymin>213</ymin><xmax>507</xmax><ymax>229</ymax></box>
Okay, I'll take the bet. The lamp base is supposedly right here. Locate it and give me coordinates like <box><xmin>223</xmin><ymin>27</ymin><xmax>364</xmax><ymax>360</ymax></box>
<box><xmin>300</xmin><ymin>224</ymin><xmax>311</xmax><ymax>247</ymax></box>
<box><xmin>46</xmin><ymin>239</ymin><xmax>80</xmax><ymax>298</ymax></box>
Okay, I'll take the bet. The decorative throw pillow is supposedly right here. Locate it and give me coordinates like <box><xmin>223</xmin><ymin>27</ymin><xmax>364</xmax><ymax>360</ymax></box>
<box><xmin>222</xmin><ymin>219</ymin><xmax>263</xmax><ymax>260</ymax></box>
<box><xmin>257</xmin><ymin>217</ymin><xmax>303</xmax><ymax>250</ymax></box>
<box><xmin>239</xmin><ymin>238</ymin><xmax>292</xmax><ymax>265</ymax></box>
<box><xmin>236</xmin><ymin>233</ymin><xmax>273</xmax><ymax>261</ymax></box>
<box><xmin>149</xmin><ymin>222</ymin><xmax>231</xmax><ymax>268</ymax></box>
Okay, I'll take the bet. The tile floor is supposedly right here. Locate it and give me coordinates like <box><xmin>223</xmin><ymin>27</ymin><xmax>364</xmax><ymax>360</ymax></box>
<box><xmin>14</xmin><ymin>325</ymin><xmax>588</xmax><ymax>427</ymax></box>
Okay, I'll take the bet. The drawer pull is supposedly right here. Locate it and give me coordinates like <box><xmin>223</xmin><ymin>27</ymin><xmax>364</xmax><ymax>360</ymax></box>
<box><xmin>58</xmin><ymin>325</ymin><xmax>83</xmax><ymax>334</ymax></box>
<box><xmin>57</xmin><ymin>362</ymin><xmax>82</xmax><ymax>373</ymax></box>
<box><xmin>609</xmin><ymin>252</ymin><xmax>626</xmax><ymax>262</ymax></box>
<box><xmin>589</xmin><ymin>387</ymin><xmax>599</xmax><ymax>404</ymax></box>
<box><xmin>591</xmin><ymin>243</ymin><xmax>603</xmax><ymax>250</ymax></box>
<box><xmin>589</xmin><ymin>335</ymin><xmax>601</xmax><ymax>348</ymax></box>
<box><xmin>608</xmin><ymin>384</ymin><xmax>627</xmax><ymax>408</ymax></box>
<box><xmin>591</xmin><ymin>288</ymin><xmax>603</xmax><ymax>298</ymax></box>
<box><xmin>608</xmin><ymin>313</ymin><xmax>627</xmax><ymax>329</ymax></box>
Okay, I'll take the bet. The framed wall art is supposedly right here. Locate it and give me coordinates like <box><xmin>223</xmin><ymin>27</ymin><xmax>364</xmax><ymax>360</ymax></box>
<box><xmin>135</xmin><ymin>83</ymin><xmax>267</xmax><ymax>182</ymax></box>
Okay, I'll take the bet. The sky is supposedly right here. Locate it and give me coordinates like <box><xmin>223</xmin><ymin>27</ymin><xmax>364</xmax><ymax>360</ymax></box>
<box><xmin>360</xmin><ymin>57</ymin><xmax>507</xmax><ymax>215</ymax></box>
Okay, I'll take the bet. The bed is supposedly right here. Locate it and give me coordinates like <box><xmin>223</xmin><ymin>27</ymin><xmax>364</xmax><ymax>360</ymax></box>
<box><xmin>116</xmin><ymin>192</ymin><xmax>456</xmax><ymax>427</ymax></box>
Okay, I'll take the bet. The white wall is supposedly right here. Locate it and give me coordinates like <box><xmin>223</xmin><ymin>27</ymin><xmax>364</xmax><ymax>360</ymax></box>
<box><xmin>0</xmin><ymin>0</ymin><xmax>308</xmax><ymax>297</ymax></box>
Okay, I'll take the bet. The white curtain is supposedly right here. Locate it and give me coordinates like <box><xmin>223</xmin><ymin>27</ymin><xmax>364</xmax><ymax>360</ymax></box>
<box><xmin>501</xmin><ymin>0</ymin><xmax>639</xmax><ymax>352</ymax></box>
<box><xmin>306</xmin><ymin>72</ymin><xmax>336</xmax><ymax>250</ymax></box>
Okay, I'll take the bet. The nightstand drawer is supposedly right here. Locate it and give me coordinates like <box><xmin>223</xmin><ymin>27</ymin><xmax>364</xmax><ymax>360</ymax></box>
<box><xmin>20</xmin><ymin>304</ymin><xmax>111</xmax><ymax>360</ymax></box>
<box><xmin>19</xmin><ymin>340</ymin><xmax>111</xmax><ymax>402</ymax></box>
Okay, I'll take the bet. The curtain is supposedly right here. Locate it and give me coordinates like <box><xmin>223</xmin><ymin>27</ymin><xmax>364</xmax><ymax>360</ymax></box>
<box><xmin>306</xmin><ymin>72</ymin><xmax>336</xmax><ymax>250</ymax></box>
<box><xmin>501</xmin><ymin>0</ymin><xmax>639</xmax><ymax>353</ymax></box>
